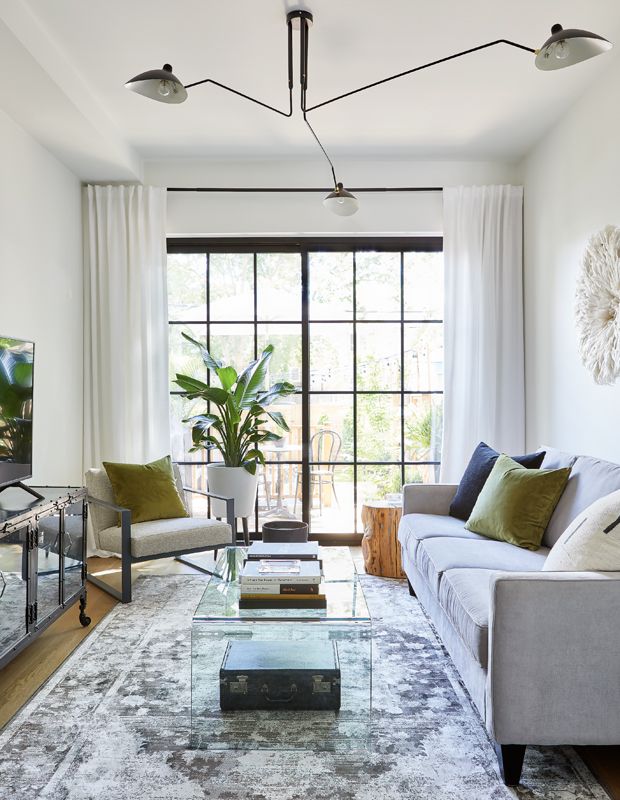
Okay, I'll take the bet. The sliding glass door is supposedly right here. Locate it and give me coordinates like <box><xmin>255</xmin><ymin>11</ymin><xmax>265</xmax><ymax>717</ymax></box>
<box><xmin>168</xmin><ymin>238</ymin><xmax>443</xmax><ymax>541</ymax></box>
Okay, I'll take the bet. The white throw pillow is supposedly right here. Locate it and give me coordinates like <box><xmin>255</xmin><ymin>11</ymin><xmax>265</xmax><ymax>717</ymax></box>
<box><xmin>543</xmin><ymin>489</ymin><xmax>620</xmax><ymax>571</ymax></box>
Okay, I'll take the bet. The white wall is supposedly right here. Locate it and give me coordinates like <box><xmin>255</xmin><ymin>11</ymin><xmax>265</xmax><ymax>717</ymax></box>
<box><xmin>0</xmin><ymin>109</ymin><xmax>83</xmax><ymax>484</ymax></box>
<box><xmin>145</xmin><ymin>158</ymin><xmax>519</xmax><ymax>236</ymax></box>
<box><xmin>520</xmin><ymin>54</ymin><xmax>620</xmax><ymax>462</ymax></box>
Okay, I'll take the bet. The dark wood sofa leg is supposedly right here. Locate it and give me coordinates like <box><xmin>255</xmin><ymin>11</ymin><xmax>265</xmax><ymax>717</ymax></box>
<box><xmin>407</xmin><ymin>578</ymin><xmax>416</xmax><ymax>597</ymax></box>
<box><xmin>495</xmin><ymin>743</ymin><xmax>526</xmax><ymax>786</ymax></box>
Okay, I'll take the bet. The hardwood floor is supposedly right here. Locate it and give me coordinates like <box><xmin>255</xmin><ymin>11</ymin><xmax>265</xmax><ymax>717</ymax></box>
<box><xmin>0</xmin><ymin>551</ymin><xmax>618</xmax><ymax>799</ymax></box>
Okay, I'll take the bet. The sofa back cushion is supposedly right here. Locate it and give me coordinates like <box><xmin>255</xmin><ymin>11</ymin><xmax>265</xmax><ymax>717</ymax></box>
<box><xmin>543</xmin><ymin>454</ymin><xmax>620</xmax><ymax>547</ymax></box>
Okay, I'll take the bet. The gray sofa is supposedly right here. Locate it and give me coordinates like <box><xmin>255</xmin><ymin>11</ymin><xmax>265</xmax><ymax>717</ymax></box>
<box><xmin>398</xmin><ymin>446</ymin><xmax>620</xmax><ymax>786</ymax></box>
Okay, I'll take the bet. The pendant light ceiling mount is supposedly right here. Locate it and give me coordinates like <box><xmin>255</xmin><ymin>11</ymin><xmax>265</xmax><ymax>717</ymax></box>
<box><xmin>125</xmin><ymin>10</ymin><xmax>612</xmax><ymax>216</ymax></box>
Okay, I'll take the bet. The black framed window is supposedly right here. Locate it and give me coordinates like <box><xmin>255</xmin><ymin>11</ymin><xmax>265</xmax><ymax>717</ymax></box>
<box><xmin>168</xmin><ymin>237</ymin><xmax>443</xmax><ymax>542</ymax></box>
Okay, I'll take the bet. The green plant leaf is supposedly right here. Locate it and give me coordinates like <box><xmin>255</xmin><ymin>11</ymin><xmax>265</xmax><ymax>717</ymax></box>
<box><xmin>243</xmin><ymin>460</ymin><xmax>257</xmax><ymax>475</ymax></box>
<box><xmin>244</xmin><ymin>448</ymin><xmax>265</xmax><ymax>465</ymax></box>
<box><xmin>183</xmin><ymin>413</ymin><xmax>218</xmax><ymax>428</ymax></box>
<box><xmin>174</xmin><ymin>375</ymin><xmax>210</xmax><ymax>394</ymax></box>
<box><xmin>243</xmin><ymin>345</ymin><xmax>274</xmax><ymax>398</ymax></box>
<box><xmin>255</xmin><ymin>382</ymin><xmax>296</xmax><ymax>407</ymax></box>
<box><xmin>181</xmin><ymin>332</ymin><xmax>222</xmax><ymax>372</ymax></box>
<box><xmin>254</xmin><ymin>431</ymin><xmax>282</xmax><ymax>443</ymax></box>
<box><xmin>216</xmin><ymin>366</ymin><xmax>238</xmax><ymax>391</ymax></box>
<box><xmin>266</xmin><ymin>410</ymin><xmax>290</xmax><ymax>431</ymax></box>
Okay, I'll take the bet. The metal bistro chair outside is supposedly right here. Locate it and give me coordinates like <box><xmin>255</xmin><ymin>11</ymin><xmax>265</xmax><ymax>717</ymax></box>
<box><xmin>85</xmin><ymin>463</ymin><xmax>235</xmax><ymax>603</ymax></box>
<box><xmin>294</xmin><ymin>429</ymin><xmax>342</xmax><ymax>515</ymax></box>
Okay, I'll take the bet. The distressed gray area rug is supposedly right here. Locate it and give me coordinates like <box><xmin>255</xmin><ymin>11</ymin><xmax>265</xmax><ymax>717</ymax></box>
<box><xmin>0</xmin><ymin>574</ymin><xmax>607</xmax><ymax>800</ymax></box>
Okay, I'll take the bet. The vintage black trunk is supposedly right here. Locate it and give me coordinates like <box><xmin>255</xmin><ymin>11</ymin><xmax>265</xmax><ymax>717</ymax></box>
<box><xmin>219</xmin><ymin>640</ymin><xmax>341</xmax><ymax>711</ymax></box>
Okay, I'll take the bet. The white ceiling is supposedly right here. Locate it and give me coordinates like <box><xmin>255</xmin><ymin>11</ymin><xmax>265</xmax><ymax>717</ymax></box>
<box><xmin>1</xmin><ymin>0</ymin><xmax>619</xmax><ymax>178</ymax></box>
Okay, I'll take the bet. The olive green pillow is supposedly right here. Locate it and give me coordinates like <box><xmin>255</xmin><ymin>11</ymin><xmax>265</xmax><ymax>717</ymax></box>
<box><xmin>465</xmin><ymin>454</ymin><xmax>571</xmax><ymax>550</ymax></box>
<box><xmin>103</xmin><ymin>455</ymin><xmax>188</xmax><ymax>524</ymax></box>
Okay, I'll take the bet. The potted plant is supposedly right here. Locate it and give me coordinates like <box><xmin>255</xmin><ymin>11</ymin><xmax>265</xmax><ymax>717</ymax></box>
<box><xmin>175</xmin><ymin>334</ymin><xmax>295</xmax><ymax>518</ymax></box>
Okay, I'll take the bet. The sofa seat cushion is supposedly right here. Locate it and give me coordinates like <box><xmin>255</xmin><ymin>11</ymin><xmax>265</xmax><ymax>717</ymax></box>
<box><xmin>398</xmin><ymin>513</ymin><xmax>487</xmax><ymax>560</ymax></box>
<box><xmin>416</xmin><ymin>537</ymin><xmax>549</xmax><ymax>595</ymax></box>
<box><xmin>438</xmin><ymin>568</ymin><xmax>494</xmax><ymax>668</ymax></box>
<box><xmin>99</xmin><ymin>517</ymin><xmax>232</xmax><ymax>558</ymax></box>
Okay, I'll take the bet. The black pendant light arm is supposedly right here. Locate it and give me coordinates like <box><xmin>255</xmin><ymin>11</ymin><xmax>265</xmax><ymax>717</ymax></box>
<box><xmin>303</xmin><ymin>113</ymin><xmax>337</xmax><ymax>187</ymax></box>
<box><xmin>305</xmin><ymin>38</ymin><xmax>536</xmax><ymax>112</ymax></box>
<box><xmin>296</xmin><ymin>13</ymin><xmax>337</xmax><ymax>188</ymax></box>
<box><xmin>182</xmin><ymin>19</ymin><xmax>295</xmax><ymax>117</ymax></box>
<box><xmin>182</xmin><ymin>76</ymin><xmax>293</xmax><ymax>117</ymax></box>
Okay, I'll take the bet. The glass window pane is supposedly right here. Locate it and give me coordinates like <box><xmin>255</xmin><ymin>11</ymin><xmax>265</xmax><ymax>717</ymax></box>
<box><xmin>404</xmin><ymin>323</ymin><xmax>444</xmax><ymax>391</ymax></box>
<box><xmin>404</xmin><ymin>251</ymin><xmax>444</xmax><ymax>320</ymax></box>
<box><xmin>405</xmin><ymin>464</ymin><xmax>441</xmax><ymax>485</ymax></box>
<box><xmin>309</xmin><ymin>466</ymin><xmax>354</xmax><ymax>535</ymax></box>
<box><xmin>357</xmin><ymin>465</ymin><xmax>402</xmax><ymax>519</ymax></box>
<box><xmin>209</xmin><ymin>253</ymin><xmax>254</xmax><ymax>321</ymax></box>
<box><xmin>175</xmin><ymin>463</ymin><xmax>210</xmax><ymax>516</ymax></box>
<box><xmin>404</xmin><ymin>395</ymin><xmax>443</xmax><ymax>464</ymax></box>
<box><xmin>309</xmin><ymin>252</ymin><xmax>353</xmax><ymax>320</ymax></box>
<box><xmin>257</xmin><ymin>253</ymin><xmax>301</xmax><ymax>321</ymax></box>
<box><xmin>310</xmin><ymin>323</ymin><xmax>353</xmax><ymax>391</ymax></box>
<box><xmin>170</xmin><ymin>394</ymin><xmax>209</xmax><ymax>463</ymax></box>
<box><xmin>262</xmin><ymin>395</ymin><xmax>302</xmax><ymax>454</ymax></box>
<box><xmin>167</xmin><ymin>253</ymin><xmax>206</xmax><ymax>321</ymax></box>
<box><xmin>356</xmin><ymin>251</ymin><xmax>400</xmax><ymax>320</ymax></box>
<box><xmin>169</xmin><ymin>323</ymin><xmax>207</xmax><ymax>391</ymax></box>
<box><xmin>259</xmin><ymin>395</ymin><xmax>302</xmax><ymax>526</ymax></box>
<box><xmin>309</xmin><ymin>394</ymin><xmax>353</xmax><ymax>462</ymax></box>
<box><xmin>356</xmin><ymin>323</ymin><xmax>401</xmax><ymax>390</ymax></box>
<box><xmin>257</xmin><ymin>323</ymin><xmax>302</xmax><ymax>389</ymax></box>
<box><xmin>209</xmin><ymin>324</ymin><xmax>255</xmax><ymax>376</ymax></box>
<box><xmin>356</xmin><ymin>393</ymin><xmax>401</xmax><ymax>462</ymax></box>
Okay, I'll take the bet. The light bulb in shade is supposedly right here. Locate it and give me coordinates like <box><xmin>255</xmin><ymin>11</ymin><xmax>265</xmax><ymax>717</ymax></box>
<box><xmin>553</xmin><ymin>39</ymin><xmax>570</xmax><ymax>59</ymax></box>
<box><xmin>323</xmin><ymin>182</ymin><xmax>360</xmax><ymax>216</ymax></box>
<box><xmin>158</xmin><ymin>79</ymin><xmax>172</xmax><ymax>97</ymax></box>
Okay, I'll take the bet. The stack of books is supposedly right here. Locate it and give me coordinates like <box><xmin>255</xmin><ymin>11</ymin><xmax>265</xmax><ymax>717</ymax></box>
<box><xmin>239</xmin><ymin>551</ymin><xmax>325</xmax><ymax>608</ymax></box>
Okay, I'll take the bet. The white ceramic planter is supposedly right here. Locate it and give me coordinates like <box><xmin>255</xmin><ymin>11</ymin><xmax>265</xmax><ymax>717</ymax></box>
<box><xmin>207</xmin><ymin>463</ymin><xmax>258</xmax><ymax>519</ymax></box>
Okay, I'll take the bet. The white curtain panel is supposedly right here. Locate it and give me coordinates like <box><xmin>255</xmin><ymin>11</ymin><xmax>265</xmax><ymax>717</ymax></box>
<box><xmin>83</xmin><ymin>185</ymin><xmax>169</xmax><ymax>552</ymax></box>
<box><xmin>440</xmin><ymin>185</ymin><xmax>525</xmax><ymax>483</ymax></box>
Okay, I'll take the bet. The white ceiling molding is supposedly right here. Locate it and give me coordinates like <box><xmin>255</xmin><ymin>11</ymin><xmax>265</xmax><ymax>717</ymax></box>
<box><xmin>0</xmin><ymin>0</ymin><xmax>141</xmax><ymax>180</ymax></box>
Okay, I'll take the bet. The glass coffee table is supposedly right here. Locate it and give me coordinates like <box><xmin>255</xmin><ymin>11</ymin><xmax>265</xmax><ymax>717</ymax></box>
<box><xmin>191</xmin><ymin>546</ymin><xmax>372</xmax><ymax>751</ymax></box>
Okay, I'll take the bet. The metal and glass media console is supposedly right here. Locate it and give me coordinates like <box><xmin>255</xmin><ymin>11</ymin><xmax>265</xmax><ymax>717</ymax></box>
<box><xmin>0</xmin><ymin>485</ymin><xmax>90</xmax><ymax>670</ymax></box>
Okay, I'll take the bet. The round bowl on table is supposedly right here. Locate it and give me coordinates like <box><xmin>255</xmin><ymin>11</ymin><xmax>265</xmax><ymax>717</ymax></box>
<box><xmin>262</xmin><ymin>520</ymin><xmax>309</xmax><ymax>543</ymax></box>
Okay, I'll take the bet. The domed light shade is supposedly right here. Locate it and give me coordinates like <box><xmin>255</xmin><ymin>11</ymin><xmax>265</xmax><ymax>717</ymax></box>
<box><xmin>323</xmin><ymin>183</ymin><xmax>360</xmax><ymax>216</ymax></box>
<box><xmin>535</xmin><ymin>24</ymin><xmax>612</xmax><ymax>71</ymax></box>
<box><xmin>125</xmin><ymin>63</ymin><xmax>188</xmax><ymax>103</ymax></box>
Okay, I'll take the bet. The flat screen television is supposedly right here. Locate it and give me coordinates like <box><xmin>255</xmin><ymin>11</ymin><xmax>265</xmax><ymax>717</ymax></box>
<box><xmin>0</xmin><ymin>336</ymin><xmax>34</xmax><ymax>489</ymax></box>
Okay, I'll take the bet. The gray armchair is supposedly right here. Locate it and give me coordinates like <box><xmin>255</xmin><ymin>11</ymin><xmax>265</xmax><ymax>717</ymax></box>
<box><xmin>85</xmin><ymin>463</ymin><xmax>234</xmax><ymax>603</ymax></box>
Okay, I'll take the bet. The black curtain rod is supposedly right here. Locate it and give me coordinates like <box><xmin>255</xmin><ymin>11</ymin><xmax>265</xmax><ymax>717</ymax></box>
<box><xmin>166</xmin><ymin>187</ymin><xmax>443</xmax><ymax>194</ymax></box>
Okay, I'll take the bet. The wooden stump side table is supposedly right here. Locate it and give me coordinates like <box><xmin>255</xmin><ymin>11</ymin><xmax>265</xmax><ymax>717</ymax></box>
<box><xmin>361</xmin><ymin>501</ymin><xmax>405</xmax><ymax>579</ymax></box>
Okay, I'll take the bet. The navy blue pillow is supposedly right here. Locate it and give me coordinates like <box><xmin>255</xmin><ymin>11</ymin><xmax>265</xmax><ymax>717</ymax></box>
<box><xmin>449</xmin><ymin>442</ymin><xmax>546</xmax><ymax>521</ymax></box>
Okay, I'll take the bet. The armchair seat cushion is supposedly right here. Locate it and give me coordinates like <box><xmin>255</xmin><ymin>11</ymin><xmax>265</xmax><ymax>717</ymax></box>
<box><xmin>99</xmin><ymin>517</ymin><xmax>231</xmax><ymax>559</ymax></box>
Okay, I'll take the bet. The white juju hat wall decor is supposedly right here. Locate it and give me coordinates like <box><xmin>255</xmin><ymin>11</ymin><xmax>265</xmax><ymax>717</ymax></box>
<box><xmin>575</xmin><ymin>225</ymin><xmax>620</xmax><ymax>385</ymax></box>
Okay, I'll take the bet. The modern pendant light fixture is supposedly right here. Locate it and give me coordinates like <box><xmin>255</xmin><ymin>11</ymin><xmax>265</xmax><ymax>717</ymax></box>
<box><xmin>126</xmin><ymin>11</ymin><xmax>611</xmax><ymax>215</ymax></box>
<box><xmin>323</xmin><ymin>183</ymin><xmax>360</xmax><ymax>216</ymax></box>
<box><xmin>534</xmin><ymin>24</ymin><xmax>613</xmax><ymax>71</ymax></box>
<box><xmin>125</xmin><ymin>63</ymin><xmax>187</xmax><ymax>103</ymax></box>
